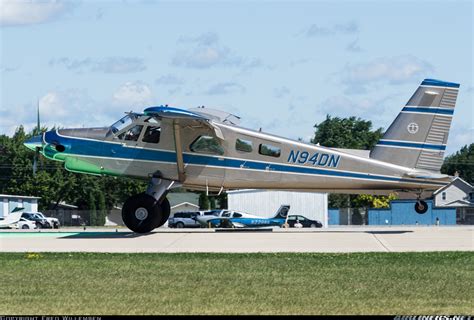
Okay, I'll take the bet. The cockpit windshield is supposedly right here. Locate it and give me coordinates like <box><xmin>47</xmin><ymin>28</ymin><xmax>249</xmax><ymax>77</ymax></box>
<box><xmin>110</xmin><ymin>115</ymin><xmax>134</xmax><ymax>134</ymax></box>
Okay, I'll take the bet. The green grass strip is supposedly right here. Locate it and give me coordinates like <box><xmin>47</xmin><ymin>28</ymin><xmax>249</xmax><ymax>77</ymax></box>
<box><xmin>1</xmin><ymin>252</ymin><xmax>472</xmax><ymax>315</ymax></box>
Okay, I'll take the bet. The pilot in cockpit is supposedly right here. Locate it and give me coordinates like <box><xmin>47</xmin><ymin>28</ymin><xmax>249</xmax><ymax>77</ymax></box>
<box><xmin>124</xmin><ymin>125</ymin><xmax>143</xmax><ymax>141</ymax></box>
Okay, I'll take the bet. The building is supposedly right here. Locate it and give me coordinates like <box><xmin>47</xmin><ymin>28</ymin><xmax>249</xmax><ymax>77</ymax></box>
<box><xmin>367</xmin><ymin>200</ymin><xmax>456</xmax><ymax>225</ymax></box>
<box><xmin>227</xmin><ymin>189</ymin><xmax>328</xmax><ymax>227</ymax></box>
<box><xmin>0</xmin><ymin>194</ymin><xmax>40</xmax><ymax>218</ymax></box>
<box><xmin>168</xmin><ymin>192</ymin><xmax>200</xmax><ymax>215</ymax></box>
<box><xmin>433</xmin><ymin>177</ymin><xmax>474</xmax><ymax>224</ymax></box>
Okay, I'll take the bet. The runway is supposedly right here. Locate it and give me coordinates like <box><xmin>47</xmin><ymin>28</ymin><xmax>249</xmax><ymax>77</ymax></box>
<box><xmin>0</xmin><ymin>226</ymin><xmax>472</xmax><ymax>253</ymax></box>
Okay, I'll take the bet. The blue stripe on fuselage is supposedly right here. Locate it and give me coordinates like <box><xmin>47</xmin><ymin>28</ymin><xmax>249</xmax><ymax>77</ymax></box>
<box><xmin>46</xmin><ymin>131</ymin><xmax>444</xmax><ymax>186</ymax></box>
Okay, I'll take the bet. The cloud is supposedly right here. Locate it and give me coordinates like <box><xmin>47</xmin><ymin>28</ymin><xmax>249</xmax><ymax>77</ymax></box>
<box><xmin>49</xmin><ymin>57</ymin><xmax>146</xmax><ymax>74</ymax></box>
<box><xmin>305</xmin><ymin>21</ymin><xmax>358</xmax><ymax>37</ymax></box>
<box><xmin>206</xmin><ymin>82</ymin><xmax>245</xmax><ymax>95</ymax></box>
<box><xmin>346</xmin><ymin>39</ymin><xmax>362</xmax><ymax>52</ymax></box>
<box><xmin>340</xmin><ymin>55</ymin><xmax>433</xmax><ymax>85</ymax></box>
<box><xmin>0</xmin><ymin>0</ymin><xmax>70</xmax><ymax>26</ymax></box>
<box><xmin>172</xmin><ymin>32</ymin><xmax>262</xmax><ymax>70</ymax></box>
<box><xmin>112</xmin><ymin>81</ymin><xmax>155</xmax><ymax>107</ymax></box>
<box><xmin>0</xmin><ymin>65</ymin><xmax>19</xmax><ymax>73</ymax></box>
<box><xmin>155</xmin><ymin>74</ymin><xmax>184</xmax><ymax>86</ymax></box>
<box><xmin>317</xmin><ymin>94</ymin><xmax>399</xmax><ymax>128</ymax></box>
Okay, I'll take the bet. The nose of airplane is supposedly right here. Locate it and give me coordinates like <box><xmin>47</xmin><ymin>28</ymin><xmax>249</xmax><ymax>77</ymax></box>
<box><xmin>24</xmin><ymin>134</ymin><xmax>43</xmax><ymax>151</ymax></box>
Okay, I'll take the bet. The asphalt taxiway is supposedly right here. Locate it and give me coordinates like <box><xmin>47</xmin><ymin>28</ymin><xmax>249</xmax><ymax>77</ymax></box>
<box><xmin>0</xmin><ymin>226</ymin><xmax>472</xmax><ymax>253</ymax></box>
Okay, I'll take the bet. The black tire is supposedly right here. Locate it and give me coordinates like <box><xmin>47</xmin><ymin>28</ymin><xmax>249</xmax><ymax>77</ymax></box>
<box><xmin>122</xmin><ymin>193</ymin><xmax>162</xmax><ymax>233</ymax></box>
<box><xmin>154</xmin><ymin>197</ymin><xmax>171</xmax><ymax>228</ymax></box>
<box><xmin>21</xmin><ymin>224</ymin><xmax>29</xmax><ymax>229</ymax></box>
<box><xmin>176</xmin><ymin>222</ymin><xmax>185</xmax><ymax>228</ymax></box>
<box><xmin>415</xmin><ymin>200</ymin><xmax>428</xmax><ymax>214</ymax></box>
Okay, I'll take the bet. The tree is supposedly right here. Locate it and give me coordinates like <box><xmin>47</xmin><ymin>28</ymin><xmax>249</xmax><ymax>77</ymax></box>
<box><xmin>311</xmin><ymin>115</ymin><xmax>384</xmax><ymax>149</ymax></box>
<box><xmin>88</xmin><ymin>193</ymin><xmax>97</xmax><ymax>226</ymax></box>
<box><xmin>216</xmin><ymin>192</ymin><xmax>228</xmax><ymax>209</ymax></box>
<box><xmin>199</xmin><ymin>192</ymin><xmax>210</xmax><ymax>210</ymax></box>
<box><xmin>352</xmin><ymin>193</ymin><xmax>397</xmax><ymax>209</ymax></box>
<box><xmin>311</xmin><ymin>115</ymin><xmax>390</xmax><ymax>208</ymax></box>
<box><xmin>441</xmin><ymin>144</ymin><xmax>473</xmax><ymax>184</ymax></box>
<box><xmin>96</xmin><ymin>192</ymin><xmax>107</xmax><ymax>226</ymax></box>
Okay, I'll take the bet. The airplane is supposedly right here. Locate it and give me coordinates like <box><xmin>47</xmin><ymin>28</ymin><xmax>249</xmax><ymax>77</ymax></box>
<box><xmin>195</xmin><ymin>204</ymin><xmax>290</xmax><ymax>228</ymax></box>
<box><xmin>0</xmin><ymin>207</ymin><xmax>25</xmax><ymax>229</ymax></box>
<box><xmin>24</xmin><ymin>78</ymin><xmax>460</xmax><ymax>233</ymax></box>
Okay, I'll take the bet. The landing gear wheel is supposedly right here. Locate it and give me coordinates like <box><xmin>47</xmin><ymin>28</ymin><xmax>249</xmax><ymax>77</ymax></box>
<box><xmin>154</xmin><ymin>197</ymin><xmax>171</xmax><ymax>229</ymax></box>
<box><xmin>415</xmin><ymin>200</ymin><xmax>428</xmax><ymax>214</ymax></box>
<box><xmin>122</xmin><ymin>193</ymin><xmax>162</xmax><ymax>233</ymax></box>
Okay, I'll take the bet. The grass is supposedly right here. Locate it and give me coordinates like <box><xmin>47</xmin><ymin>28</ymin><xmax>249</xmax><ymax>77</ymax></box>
<box><xmin>1</xmin><ymin>252</ymin><xmax>472</xmax><ymax>315</ymax></box>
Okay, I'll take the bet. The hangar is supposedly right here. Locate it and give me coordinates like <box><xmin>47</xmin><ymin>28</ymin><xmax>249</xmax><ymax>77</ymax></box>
<box><xmin>0</xmin><ymin>194</ymin><xmax>40</xmax><ymax>218</ymax></box>
<box><xmin>227</xmin><ymin>189</ymin><xmax>328</xmax><ymax>227</ymax></box>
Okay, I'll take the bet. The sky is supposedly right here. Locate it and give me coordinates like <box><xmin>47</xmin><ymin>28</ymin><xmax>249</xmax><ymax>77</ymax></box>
<box><xmin>0</xmin><ymin>0</ymin><xmax>472</xmax><ymax>155</ymax></box>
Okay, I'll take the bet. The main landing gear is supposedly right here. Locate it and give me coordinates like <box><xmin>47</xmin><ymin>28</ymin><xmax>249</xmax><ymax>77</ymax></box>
<box><xmin>122</xmin><ymin>178</ymin><xmax>176</xmax><ymax>233</ymax></box>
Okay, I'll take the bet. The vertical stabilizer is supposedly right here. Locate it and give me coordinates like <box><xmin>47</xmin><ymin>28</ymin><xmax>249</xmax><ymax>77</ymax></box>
<box><xmin>370</xmin><ymin>79</ymin><xmax>459</xmax><ymax>172</ymax></box>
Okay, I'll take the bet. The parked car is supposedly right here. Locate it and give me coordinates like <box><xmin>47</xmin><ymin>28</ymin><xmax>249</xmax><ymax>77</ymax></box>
<box><xmin>21</xmin><ymin>212</ymin><xmax>51</xmax><ymax>228</ymax></box>
<box><xmin>168</xmin><ymin>211</ymin><xmax>202</xmax><ymax>228</ymax></box>
<box><xmin>16</xmin><ymin>217</ymin><xmax>38</xmax><ymax>229</ymax></box>
<box><xmin>286</xmin><ymin>215</ymin><xmax>323</xmax><ymax>228</ymax></box>
<box><xmin>33</xmin><ymin>212</ymin><xmax>60</xmax><ymax>229</ymax></box>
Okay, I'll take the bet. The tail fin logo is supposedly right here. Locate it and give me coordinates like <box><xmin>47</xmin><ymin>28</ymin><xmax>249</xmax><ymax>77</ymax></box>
<box><xmin>277</xmin><ymin>205</ymin><xmax>290</xmax><ymax>219</ymax></box>
<box><xmin>407</xmin><ymin>123</ymin><xmax>419</xmax><ymax>134</ymax></box>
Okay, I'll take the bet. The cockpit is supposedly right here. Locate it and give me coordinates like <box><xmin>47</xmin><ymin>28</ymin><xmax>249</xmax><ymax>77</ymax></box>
<box><xmin>107</xmin><ymin>113</ymin><xmax>161</xmax><ymax>145</ymax></box>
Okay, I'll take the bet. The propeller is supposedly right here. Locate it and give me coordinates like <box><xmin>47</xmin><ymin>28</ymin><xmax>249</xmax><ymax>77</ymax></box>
<box><xmin>33</xmin><ymin>99</ymin><xmax>42</xmax><ymax>175</ymax></box>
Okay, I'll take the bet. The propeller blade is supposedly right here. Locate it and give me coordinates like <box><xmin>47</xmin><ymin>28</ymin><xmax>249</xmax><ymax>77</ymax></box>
<box><xmin>33</xmin><ymin>148</ymin><xmax>38</xmax><ymax>175</ymax></box>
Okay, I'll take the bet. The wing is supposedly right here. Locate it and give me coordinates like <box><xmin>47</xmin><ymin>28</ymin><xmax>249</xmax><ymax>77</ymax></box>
<box><xmin>143</xmin><ymin>106</ymin><xmax>224</xmax><ymax>139</ymax></box>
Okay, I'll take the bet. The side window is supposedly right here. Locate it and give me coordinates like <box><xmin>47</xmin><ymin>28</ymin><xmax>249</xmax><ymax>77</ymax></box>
<box><xmin>442</xmin><ymin>192</ymin><xmax>446</xmax><ymax>200</ymax></box>
<box><xmin>259</xmin><ymin>143</ymin><xmax>281</xmax><ymax>157</ymax></box>
<box><xmin>222</xmin><ymin>211</ymin><xmax>231</xmax><ymax>217</ymax></box>
<box><xmin>118</xmin><ymin>125</ymin><xmax>143</xmax><ymax>142</ymax></box>
<box><xmin>190</xmin><ymin>135</ymin><xmax>224</xmax><ymax>155</ymax></box>
<box><xmin>287</xmin><ymin>216</ymin><xmax>296</xmax><ymax>221</ymax></box>
<box><xmin>232</xmin><ymin>212</ymin><xmax>242</xmax><ymax>218</ymax></box>
<box><xmin>236</xmin><ymin>138</ymin><xmax>253</xmax><ymax>152</ymax></box>
<box><xmin>142</xmin><ymin>126</ymin><xmax>161</xmax><ymax>144</ymax></box>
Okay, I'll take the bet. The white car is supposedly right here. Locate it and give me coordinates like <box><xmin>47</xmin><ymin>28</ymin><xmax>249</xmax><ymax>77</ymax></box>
<box><xmin>29</xmin><ymin>212</ymin><xmax>60</xmax><ymax>229</ymax></box>
<box><xmin>16</xmin><ymin>217</ymin><xmax>37</xmax><ymax>230</ymax></box>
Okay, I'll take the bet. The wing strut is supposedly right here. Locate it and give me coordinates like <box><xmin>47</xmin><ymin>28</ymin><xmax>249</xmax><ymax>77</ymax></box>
<box><xmin>173</xmin><ymin>120</ymin><xmax>186</xmax><ymax>182</ymax></box>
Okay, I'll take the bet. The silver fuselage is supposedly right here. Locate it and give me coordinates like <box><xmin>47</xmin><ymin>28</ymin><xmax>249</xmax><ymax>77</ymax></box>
<box><xmin>36</xmin><ymin>116</ymin><xmax>449</xmax><ymax>196</ymax></box>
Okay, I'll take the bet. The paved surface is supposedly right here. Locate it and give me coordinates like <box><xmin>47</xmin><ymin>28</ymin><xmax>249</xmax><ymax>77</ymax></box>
<box><xmin>0</xmin><ymin>226</ymin><xmax>472</xmax><ymax>253</ymax></box>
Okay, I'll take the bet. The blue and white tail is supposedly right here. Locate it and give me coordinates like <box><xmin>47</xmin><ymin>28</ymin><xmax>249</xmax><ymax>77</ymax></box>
<box><xmin>370</xmin><ymin>79</ymin><xmax>459</xmax><ymax>172</ymax></box>
<box><xmin>272</xmin><ymin>205</ymin><xmax>290</xmax><ymax>219</ymax></box>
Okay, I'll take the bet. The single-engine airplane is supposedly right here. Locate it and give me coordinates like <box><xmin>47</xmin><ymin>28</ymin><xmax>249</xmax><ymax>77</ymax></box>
<box><xmin>195</xmin><ymin>204</ymin><xmax>290</xmax><ymax>228</ymax></box>
<box><xmin>25</xmin><ymin>79</ymin><xmax>460</xmax><ymax>233</ymax></box>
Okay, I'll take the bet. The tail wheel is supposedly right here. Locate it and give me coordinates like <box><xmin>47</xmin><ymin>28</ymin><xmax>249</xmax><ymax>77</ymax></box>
<box><xmin>415</xmin><ymin>200</ymin><xmax>428</xmax><ymax>214</ymax></box>
<box><xmin>122</xmin><ymin>193</ymin><xmax>162</xmax><ymax>233</ymax></box>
